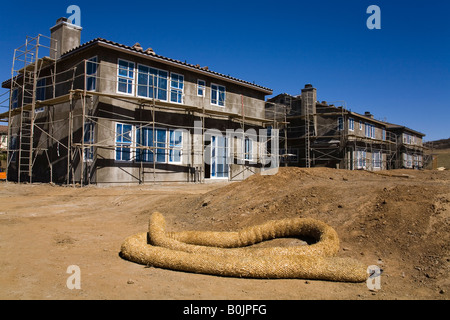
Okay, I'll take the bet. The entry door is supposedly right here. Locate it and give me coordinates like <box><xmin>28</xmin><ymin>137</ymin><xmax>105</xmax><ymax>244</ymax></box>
<box><xmin>211</xmin><ymin>135</ymin><xmax>228</xmax><ymax>179</ymax></box>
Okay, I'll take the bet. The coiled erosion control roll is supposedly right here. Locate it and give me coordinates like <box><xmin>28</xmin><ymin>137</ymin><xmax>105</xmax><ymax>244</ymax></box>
<box><xmin>120</xmin><ymin>212</ymin><xmax>367</xmax><ymax>282</ymax></box>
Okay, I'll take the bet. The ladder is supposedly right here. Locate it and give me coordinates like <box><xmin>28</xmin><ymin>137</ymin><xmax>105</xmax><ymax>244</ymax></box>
<box><xmin>11</xmin><ymin>35</ymin><xmax>41</xmax><ymax>183</ymax></box>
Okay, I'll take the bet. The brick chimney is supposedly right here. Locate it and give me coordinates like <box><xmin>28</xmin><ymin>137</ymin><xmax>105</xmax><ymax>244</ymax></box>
<box><xmin>50</xmin><ymin>17</ymin><xmax>82</xmax><ymax>59</ymax></box>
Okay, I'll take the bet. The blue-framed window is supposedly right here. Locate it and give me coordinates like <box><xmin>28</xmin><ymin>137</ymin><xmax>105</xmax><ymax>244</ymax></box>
<box><xmin>170</xmin><ymin>73</ymin><xmax>184</xmax><ymax>103</ymax></box>
<box><xmin>348</xmin><ymin>118</ymin><xmax>354</xmax><ymax>131</ymax></box>
<box><xmin>338</xmin><ymin>117</ymin><xmax>344</xmax><ymax>131</ymax></box>
<box><xmin>211</xmin><ymin>84</ymin><xmax>225</xmax><ymax>106</ymax></box>
<box><xmin>136</xmin><ymin>127</ymin><xmax>167</xmax><ymax>163</ymax></box>
<box><xmin>86</xmin><ymin>57</ymin><xmax>98</xmax><ymax>91</ymax></box>
<box><xmin>137</xmin><ymin>65</ymin><xmax>168</xmax><ymax>100</ymax></box>
<box><xmin>117</xmin><ymin>59</ymin><xmax>134</xmax><ymax>94</ymax></box>
<box><xmin>197</xmin><ymin>80</ymin><xmax>206</xmax><ymax>97</ymax></box>
<box><xmin>169</xmin><ymin>130</ymin><xmax>183</xmax><ymax>163</ymax></box>
<box><xmin>115</xmin><ymin>123</ymin><xmax>133</xmax><ymax>161</ymax></box>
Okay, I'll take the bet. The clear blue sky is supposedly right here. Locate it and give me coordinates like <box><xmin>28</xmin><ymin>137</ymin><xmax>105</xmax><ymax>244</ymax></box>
<box><xmin>0</xmin><ymin>0</ymin><xmax>448</xmax><ymax>141</ymax></box>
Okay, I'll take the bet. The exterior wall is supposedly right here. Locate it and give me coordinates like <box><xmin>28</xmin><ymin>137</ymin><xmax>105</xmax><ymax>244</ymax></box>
<box><xmin>386</xmin><ymin>127</ymin><xmax>425</xmax><ymax>169</ymax></box>
<box><xmin>97</xmin><ymin>47</ymin><xmax>267</xmax><ymax>120</ymax></box>
<box><xmin>6</xmin><ymin>43</ymin><xmax>272</xmax><ymax>184</ymax></box>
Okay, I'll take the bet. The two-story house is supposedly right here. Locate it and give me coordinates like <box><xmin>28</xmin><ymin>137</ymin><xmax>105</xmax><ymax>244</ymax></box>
<box><xmin>266</xmin><ymin>84</ymin><xmax>397</xmax><ymax>171</ymax></box>
<box><xmin>385</xmin><ymin>123</ymin><xmax>425</xmax><ymax>169</ymax></box>
<box><xmin>1</xmin><ymin>18</ymin><xmax>276</xmax><ymax>184</ymax></box>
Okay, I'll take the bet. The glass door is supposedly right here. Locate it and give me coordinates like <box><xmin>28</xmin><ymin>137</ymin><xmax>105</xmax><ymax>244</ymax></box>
<box><xmin>211</xmin><ymin>135</ymin><xmax>228</xmax><ymax>179</ymax></box>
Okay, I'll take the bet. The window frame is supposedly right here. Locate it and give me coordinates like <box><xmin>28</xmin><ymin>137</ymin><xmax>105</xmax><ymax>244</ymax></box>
<box><xmin>337</xmin><ymin>117</ymin><xmax>344</xmax><ymax>131</ymax></box>
<box><xmin>356</xmin><ymin>148</ymin><xmax>366</xmax><ymax>169</ymax></box>
<box><xmin>211</xmin><ymin>83</ymin><xmax>226</xmax><ymax>107</ymax></box>
<box><xmin>115</xmin><ymin>122</ymin><xmax>133</xmax><ymax>162</ymax></box>
<box><xmin>168</xmin><ymin>129</ymin><xmax>183</xmax><ymax>164</ymax></box>
<box><xmin>197</xmin><ymin>79</ymin><xmax>206</xmax><ymax>97</ymax></box>
<box><xmin>244</xmin><ymin>136</ymin><xmax>253</xmax><ymax>161</ymax></box>
<box><xmin>210</xmin><ymin>135</ymin><xmax>229</xmax><ymax>179</ymax></box>
<box><xmin>86</xmin><ymin>56</ymin><xmax>98</xmax><ymax>92</ymax></box>
<box><xmin>117</xmin><ymin>59</ymin><xmax>135</xmax><ymax>95</ymax></box>
<box><xmin>348</xmin><ymin>118</ymin><xmax>354</xmax><ymax>131</ymax></box>
<box><xmin>170</xmin><ymin>72</ymin><xmax>184</xmax><ymax>104</ymax></box>
<box><xmin>372</xmin><ymin>150</ymin><xmax>382</xmax><ymax>168</ymax></box>
<box><xmin>136</xmin><ymin>126</ymin><xmax>168</xmax><ymax>163</ymax></box>
<box><xmin>137</xmin><ymin>64</ymin><xmax>168</xmax><ymax>101</ymax></box>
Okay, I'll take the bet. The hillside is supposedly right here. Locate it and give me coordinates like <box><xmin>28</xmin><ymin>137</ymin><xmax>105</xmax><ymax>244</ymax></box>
<box><xmin>424</xmin><ymin>138</ymin><xmax>450</xmax><ymax>150</ymax></box>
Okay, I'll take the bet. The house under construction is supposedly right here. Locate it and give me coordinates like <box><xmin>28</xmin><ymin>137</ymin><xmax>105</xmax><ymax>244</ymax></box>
<box><xmin>265</xmin><ymin>84</ymin><xmax>425</xmax><ymax>170</ymax></box>
<box><xmin>1</xmin><ymin>18</ymin><xmax>279</xmax><ymax>185</ymax></box>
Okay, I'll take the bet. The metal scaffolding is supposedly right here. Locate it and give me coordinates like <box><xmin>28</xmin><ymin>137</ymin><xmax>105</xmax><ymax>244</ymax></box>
<box><xmin>6</xmin><ymin>35</ymin><xmax>57</xmax><ymax>183</ymax></box>
<box><xmin>1</xmin><ymin>36</ymin><xmax>279</xmax><ymax>185</ymax></box>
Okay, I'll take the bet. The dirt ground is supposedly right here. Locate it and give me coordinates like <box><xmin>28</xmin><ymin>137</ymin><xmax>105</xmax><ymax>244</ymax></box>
<box><xmin>0</xmin><ymin>167</ymin><xmax>449</xmax><ymax>300</ymax></box>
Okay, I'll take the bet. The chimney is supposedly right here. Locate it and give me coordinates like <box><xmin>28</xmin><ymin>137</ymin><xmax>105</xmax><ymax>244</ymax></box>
<box><xmin>301</xmin><ymin>84</ymin><xmax>317</xmax><ymax>115</ymax></box>
<box><xmin>364</xmin><ymin>111</ymin><xmax>374</xmax><ymax>119</ymax></box>
<box><xmin>301</xmin><ymin>84</ymin><xmax>318</xmax><ymax>134</ymax></box>
<box><xmin>50</xmin><ymin>17</ymin><xmax>82</xmax><ymax>59</ymax></box>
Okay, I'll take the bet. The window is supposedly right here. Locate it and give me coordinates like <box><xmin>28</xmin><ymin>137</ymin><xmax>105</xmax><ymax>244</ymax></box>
<box><xmin>348</xmin><ymin>118</ymin><xmax>354</xmax><ymax>131</ymax></box>
<box><xmin>84</xmin><ymin>122</ymin><xmax>95</xmax><ymax>161</ymax></box>
<box><xmin>382</xmin><ymin>128</ymin><xmax>386</xmax><ymax>141</ymax></box>
<box><xmin>12</xmin><ymin>88</ymin><xmax>18</xmax><ymax>109</ymax></box>
<box><xmin>86</xmin><ymin>57</ymin><xmax>98</xmax><ymax>91</ymax></box>
<box><xmin>244</xmin><ymin>137</ymin><xmax>252</xmax><ymax>161</ymax></box>
<box><xmin>365</xmin><ymin>123</ymin><xmax>375</xmax><ymax>138</ymax></box>
<box><xmin>170</xmin><ymin>73</ymin><xmax>184</xmax><ymax>103</ymax></box>
<box><xmin>137</xmin><ymin>65</ymin><xmax>168</xmax><ymax>100</ymax></box>
<box><xmin>115</xmin><ymin>123</ymin><xmax>133</xmax><ymax>161</ymax></box>
<box><xmin>373</xmin><ymin>150</ymin><xmax>381</xmax><ymax>168</ymax></box>
<box><xmin>210</xmin><ymin>135</ymin><xmax>228</xmax><ymax>178</ymax></box>
<box><xmin>36</xmin><ymin>78</ymin><xmax>46</xmax><ymax>101</ymax></box>
<box><xmin>359</xmin><ymin>121</ymin><xmax>363</xmax><ymax>130</ymax></box>
<box><xmin>35</xmin><ymin>78</ymin><xmax>46</xmax><ymax>113</ymax></box>
<box><xmin>211</xmin><ymin>84</ymin><xmax>225</xmax><ymax>106</ymax></box>
<box><xmin>338</xmin><ymin>117</ymin><xmax>344</xmax><ymax>131</ymax></box>
<box><xmin>197</xmin><ymin>80</ymin><xmax>206</xmax><ymax>97</ymax></box>
<box><xmin>407</xmin><ymin>154</ymin><xmax>413</xmax><ymax>168</ymax></box>
<box><xmin>403</xmin><ymin>133</ymin><xmax>412</xmax><ymax>144</ymax></box>
<box><xmin>117</xmin><ymin>59</ymin><xmax>135</xmax><ymax>94</ymax></box>
<box><xmin>169</xmin><ymin>130</ymin><xmax>183</xmax><ymax>163</ymax></box>
<box><xmin>136</xmin><ymin>127</ymin><xmax>167</xmax><ymax>163</ymax></box>
<box><xmin>356</xmin><ymin>148</ymin><xmax>366</xmax><ymax>169</ymax></box>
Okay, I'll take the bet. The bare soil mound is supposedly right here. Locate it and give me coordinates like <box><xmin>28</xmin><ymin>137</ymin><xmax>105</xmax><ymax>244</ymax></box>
<box><xmin>0</xmin><ymin>167</ymin><xmax>448</xmax><ymax>300</ymax></box>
